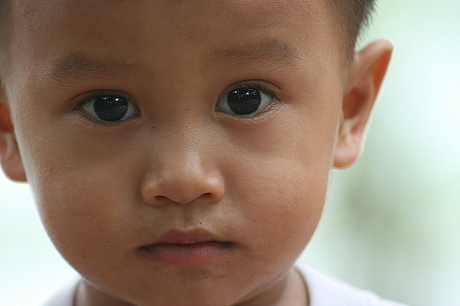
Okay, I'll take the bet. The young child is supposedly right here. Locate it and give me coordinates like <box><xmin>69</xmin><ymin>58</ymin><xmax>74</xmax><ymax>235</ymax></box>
<box><xmin>0</xmin><ymin>0</ymin><xmax>405</xmax><ymax>305</ymax></box>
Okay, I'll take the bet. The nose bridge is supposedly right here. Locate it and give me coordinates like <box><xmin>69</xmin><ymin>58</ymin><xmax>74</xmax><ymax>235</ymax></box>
<box><xmin>163</xmin><ymin>117</ymin><xmax>209</xmax><ymax>169</ymax></box>
<box><xmin>154</xmin><ymin>77</ymin><xmax>215</xmax><ymax>178</ymax></box>
<box><xmin>165</xmin><ymin>128</ymin><xmax>205</xmax><ymax>177</ymax></box>
<box><xmin>141</xmin><ymin>119</ymin><xmax>224</xmax><ymax>206</ymax></box>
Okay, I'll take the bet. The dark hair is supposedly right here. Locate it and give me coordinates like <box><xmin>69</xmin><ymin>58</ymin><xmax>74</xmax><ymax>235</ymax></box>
<box><xmin>0</xmin><ymin>0</ymin><xmax>10</xmax><ymax>72</ymax></box>
<box><xmin>330</xmin><ymin>0</ymin><xmax>377</xmax><ymax>54</ymax></box>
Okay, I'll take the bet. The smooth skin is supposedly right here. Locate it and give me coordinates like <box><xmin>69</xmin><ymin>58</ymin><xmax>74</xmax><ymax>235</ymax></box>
<box><xmin>0</xmin><ymin>0</ymin><xmax>392</xmax><ymax>305</ymax></box>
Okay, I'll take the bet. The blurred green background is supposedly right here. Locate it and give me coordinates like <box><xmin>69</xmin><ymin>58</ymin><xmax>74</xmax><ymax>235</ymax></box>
<box><xmin>1</xmin><ymin>0</ymin><xmax>459</xmax><ymax>305</ymax></box>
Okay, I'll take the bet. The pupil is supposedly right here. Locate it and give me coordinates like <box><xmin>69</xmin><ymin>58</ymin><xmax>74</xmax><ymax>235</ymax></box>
<box><xmin>227</xmin><ymin>88</ymin><xmax>261</xmax><ymax>115</ymax></box>
<box><xmin>94</xmin><ymin>95</ymin><xmax>128</xmax><ymax>121</ymax></box>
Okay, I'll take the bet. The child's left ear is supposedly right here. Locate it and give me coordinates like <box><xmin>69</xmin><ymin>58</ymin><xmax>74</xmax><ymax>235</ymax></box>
<box><xmin>334</xmin><ymin>39</ymin><xmax>393</xmax><ymax>168</ymax></box>
<box><xmin>0</xmin><ymin>101</ymin><xmax>27</xmax><ymax>182</ymax></box>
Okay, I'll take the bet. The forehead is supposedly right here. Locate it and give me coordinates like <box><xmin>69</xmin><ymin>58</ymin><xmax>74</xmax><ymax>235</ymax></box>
<box><xmin>4</xmin><ymin>0</ymin><xmax>344</xmax><ymax>87</ymax></box>
<box><xmin>11</xmin><ymin>0</ymin><xmax>331</xmax><ymax>37</ymax></box>
<box><xmin>13</xmin><ymin>0</ymin><xmax>328</xmax><ymax>17</ymax></box>
<box><xmin>8</xmin><ymin>0</ymin><xmax>338</xmax><ymax>47</ymax></box>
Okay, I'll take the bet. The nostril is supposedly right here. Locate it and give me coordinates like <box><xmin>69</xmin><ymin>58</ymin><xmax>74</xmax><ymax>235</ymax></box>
<box><xmin>201</xmin><ymin>192</ymin><xmax>216</xmax><ymax>202</ymax></box>
<box><xmin>153</xmin><ymin>192</ymin><xmax>215</xmax><ymax>206</ymax></box>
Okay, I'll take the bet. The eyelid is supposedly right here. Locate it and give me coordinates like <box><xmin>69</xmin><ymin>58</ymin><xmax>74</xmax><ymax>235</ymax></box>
<box><xmin>223</xmin><ymin>81</ymin><xmax>281</xmax><ymax>102</ymax></box>
<box><xmin>73</xmin><ymin>90</ymin><xmax>131</xmax><ymax>110</ymax></box>
<box><xmin>74</xmin><ymin>89</ymin><xmax>140</xmax><ymax>125</ymax></box>
<box><xmin>217</xmin><ymin>80</ymin><xmax>283</xmax><ymax>118</ymax></box>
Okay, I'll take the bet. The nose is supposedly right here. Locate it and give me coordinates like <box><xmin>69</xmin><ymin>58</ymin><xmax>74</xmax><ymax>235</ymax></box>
<box><xmin>140</xmin><ymin>141</ymin><xmax>225</xmax><ymax>207</ymax></box>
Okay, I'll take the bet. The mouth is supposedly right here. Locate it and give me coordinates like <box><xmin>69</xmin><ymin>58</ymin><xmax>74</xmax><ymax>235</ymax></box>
<box><xmin>138</xmin><ymin>229</ymin><xmax>233</xmax><ymax>266</ymax></box>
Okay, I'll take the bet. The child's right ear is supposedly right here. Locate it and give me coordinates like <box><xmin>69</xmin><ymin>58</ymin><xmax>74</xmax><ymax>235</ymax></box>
<box><xmin>0</xmin><ymin>98</ymin><xmax>26</xmax><ymax>182</ymax></box>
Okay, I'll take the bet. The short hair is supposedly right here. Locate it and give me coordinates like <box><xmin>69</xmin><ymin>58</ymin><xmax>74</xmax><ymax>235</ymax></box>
<box><xmin>330</xmin><ymin>0</ymin><xmax>377</xmax><ymax>55</ymax></box>
<box><xmin>0</xmin><ymin>0</ymin><xmax>10</xmax><ymax>74</ymax></box>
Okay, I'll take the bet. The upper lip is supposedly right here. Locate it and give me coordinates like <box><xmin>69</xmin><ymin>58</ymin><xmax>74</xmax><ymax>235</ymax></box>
<box><xmin>151</xmin><ymin>228</ymin><xmax>226</xmax><ymax>245</ymax></box>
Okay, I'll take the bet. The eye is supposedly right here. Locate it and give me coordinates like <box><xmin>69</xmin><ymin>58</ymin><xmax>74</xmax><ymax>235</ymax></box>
<box><xmin>216</xmin><ymin>84</ymin><xmax>277</xmax><ymax>116</ymax></box>
<box><xmin>78</xmin><ymin>93</ymin><xmax>139</xmax><ymax>123</ymax></box>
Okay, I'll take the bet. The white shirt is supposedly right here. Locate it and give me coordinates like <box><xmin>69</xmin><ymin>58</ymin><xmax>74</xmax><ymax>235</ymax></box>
<box><xmin>296</xmin><ymin>264</ymin><xmax>407</xmax><ymax>306</ymax></box>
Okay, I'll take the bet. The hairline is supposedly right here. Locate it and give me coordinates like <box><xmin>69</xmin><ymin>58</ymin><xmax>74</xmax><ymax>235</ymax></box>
<box><xmin>330</xmin><ymin>0</ymin><xmax>377</xmax><ymax>53</ymax></box>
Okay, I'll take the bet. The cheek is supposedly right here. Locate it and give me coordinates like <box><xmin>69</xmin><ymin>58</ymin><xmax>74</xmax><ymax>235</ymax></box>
<box><xmin>225</xmin><ymin>145</ymin><xmax>332</xmax><ymax>274</ymax></box>
<box><xmin>31</xmin><ymin>164</ymin><xmax>126</xmax><ymax>253</ymax></box>
<box><xmin>216</xmin><ymin>154</ymin><xmax>330</xmax><ymax>299</ymax></box>
<box><xmin>29</xmin><ymin>162</ymin><xmax>151</xmax><ymax>292</ymax></box>
<box><xmin>20</xmin><ymin>131</ymin><xmax>141</xmax><ymax>267</ymax></box>
<box><xmin>235</xmin><ymin>156</ymin><xmax>328</xmax><ymax>240</ymax></box>
<box><xmin>225</xmin><ymin>109</ymin><xmax>338</xmax><ymax>241</ymax></box>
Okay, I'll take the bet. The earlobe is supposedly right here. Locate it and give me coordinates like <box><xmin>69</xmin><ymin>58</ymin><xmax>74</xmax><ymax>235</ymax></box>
<box><xmin>0</xmin><ymin>101</ymin><xmax>27</xmax><ymax>182</ymax></box>
<box><xmin>334</xmin><ymin>39</ymin><xmax>393</xmax><ymax>169</ymax></box>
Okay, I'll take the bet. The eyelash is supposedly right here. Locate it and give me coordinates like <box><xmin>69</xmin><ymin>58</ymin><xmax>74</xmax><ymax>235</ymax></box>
<box><xmin>74</xmin><ymin>90</ymin><xmax>138</xmax><ymax>125</ymax></box>
<box><xmin>220</xmin><ymin>81</ymin><xmax>282</xmax><ymax>116</ymax></box>
<box><xmin>73</xmin><ymin>81</ymin><xmax>281</xmax><ymax>124</ymax></box>
<box><xmin>227</xmin><ymin>82</ymin><xmax>279</xmax><ymax>99</ymax></box>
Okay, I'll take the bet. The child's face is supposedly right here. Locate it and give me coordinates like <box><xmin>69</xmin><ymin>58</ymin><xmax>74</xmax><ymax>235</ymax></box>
<box><xmin>0</xmin><ymin>0</ymin><xmax>390</xmax><ymax>305</ymax></box>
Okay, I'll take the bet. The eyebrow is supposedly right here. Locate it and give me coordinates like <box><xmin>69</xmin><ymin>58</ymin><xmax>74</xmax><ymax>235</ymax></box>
<box><xmin>45</xmin><ymin>53</ymin><xmax>135</xmax><ymax>84</ymax></box>
<box><xmin>209</xmin><ymin>38</ymin><xmax>303</xmax><ymax>70</ymax></box>
<box><xmin>45</xmin><ymin>38</ymin><xmax>303</xmax><ymax>84</ymax></box>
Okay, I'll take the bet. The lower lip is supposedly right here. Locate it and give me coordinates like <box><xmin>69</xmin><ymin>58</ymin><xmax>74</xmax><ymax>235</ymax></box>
<box><xmin>140</xmin><ymin>242</ymin><xmax>233</xmax><ymax>266</ymax></box>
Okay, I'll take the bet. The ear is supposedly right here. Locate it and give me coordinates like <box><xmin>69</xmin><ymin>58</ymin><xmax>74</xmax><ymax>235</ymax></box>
<box><xmin>334</xmin><ymin>39</ymin><xmax>393</xmax><ymax>169</ymax></box>
<box><xmin>0</xmin><ymin>96</ymin><xmax>27</xmax><ymax>182</ymax></box>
